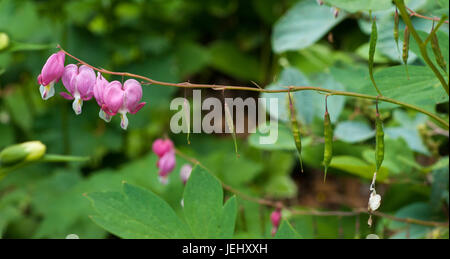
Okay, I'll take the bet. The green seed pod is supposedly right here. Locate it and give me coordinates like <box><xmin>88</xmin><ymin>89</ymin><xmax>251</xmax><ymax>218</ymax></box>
<box><xmin>374</xmin><ymin>101</ymin><xmax>384</xmax><ymax>172</ymax></box>
<box><xmin>430</xmin><ymin>25</ymin><xmax>447</xmax><ymax>73</ymax></box>
<box><xmin>402</xmin><ymin>26</ymin><xmax>410</xmax><ymax>78</ymax></box>
<box><xmin>322</xmin><ymin>96</ymin><xmax>333</xmax><ymax>182</ymax></box>
<box><xmin>0</xmin><ymin>141</ymin><xmax>46</xmax><ymax>167</ymax></box>
<box><xmin>394</xmin><ymin>8</ymin><xmax>400</xmax><ymax>53</ymax></box>
<box><xmin>288</xmin><ymin>91</ymin><xmax>303</xmax><ymax>173</ymax></box>
<box><xmin>369</xmin><ymin>16</ymin><xmax>381</xmax><ymax>96</ymax></box>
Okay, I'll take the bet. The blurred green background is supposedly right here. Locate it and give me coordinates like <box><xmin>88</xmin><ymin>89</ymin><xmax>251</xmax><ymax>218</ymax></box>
<box><xmin>0</xmin><ymin>0</ymin><xmax>448</xmax><ymax>239</ymax></box>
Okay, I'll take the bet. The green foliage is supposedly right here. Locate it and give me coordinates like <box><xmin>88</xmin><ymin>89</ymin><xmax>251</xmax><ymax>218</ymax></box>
<box><xmin>0</xmin><ymin>0</ymin><xmax>448</xmax><ymax>240</ymax></box>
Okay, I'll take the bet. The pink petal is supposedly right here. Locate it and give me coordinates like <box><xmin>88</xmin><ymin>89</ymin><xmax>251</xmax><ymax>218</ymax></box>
<box><xmin>129</xmin><ymin>102</ymin><xmax>146</xmax><ymax>114</ymax></box>
<box><xmin>123</xmin><ymin>79</ymin><xmax>143</xmax><ymax>112</ymax></box>
<box><xmin>60</xmin><ymin>92</ymin><xmax>74</xmax><ymax>100</ymax></box>
<box><xmin>75</xmin><ymin>65</ymin><xmax>95</xmax><ymax>100</ymax></box>
<box><xmin>103</xmin><ymin>81</ymin><xmax>124</xmax><ymax>114</ymax></box>
<box><xmin>40</xmin><ymin>51</ymin><xmax>65</xmax><ymax>85</ymax></box>
<box><xmin>62</xmin><ymin>64</ymin><xmax>78</xmax><ymax>94</ymax></box>
<box><xmin>93</xmin><ymin>72</ymin><xmax>108</xmax><ymax>106</ymax></box>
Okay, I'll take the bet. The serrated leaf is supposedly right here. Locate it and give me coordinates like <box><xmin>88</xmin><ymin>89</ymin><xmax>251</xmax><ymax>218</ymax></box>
<box><xmin>88</xmin><ymin>183</ymin><xmax>192</xmax><ymax>238</ymax></box>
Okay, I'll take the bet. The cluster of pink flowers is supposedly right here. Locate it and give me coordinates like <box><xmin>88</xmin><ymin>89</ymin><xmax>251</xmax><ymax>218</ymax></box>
<box><xmin>152</xmin><ymin>138</ymin><xmax>193</xmax><ymax>185</ymax></box>
<box><xmin>152</xmin><ymin>138</ymin><xmax>176</xmax><ymax>184</ymax></box>
<box><xmin>37</xmin><ymin>51</ymin><xmax>146</xmax><ymax>130</ymax></box>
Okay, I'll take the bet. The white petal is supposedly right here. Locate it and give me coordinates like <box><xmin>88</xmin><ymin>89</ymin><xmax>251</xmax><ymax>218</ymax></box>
<box><xmin>99</xmin><ymin>109</ymin><xmax>111</xmax><ymax>123</ymax></box>
<box><xmin>119</xmin><ymin>112</ymin><xmax>128</xmax><ymax>130</ymax></box>
<box><xmin>72</xmin><ymin>97</ymin><xmax>83</xmax><ymax>115</ymax></box>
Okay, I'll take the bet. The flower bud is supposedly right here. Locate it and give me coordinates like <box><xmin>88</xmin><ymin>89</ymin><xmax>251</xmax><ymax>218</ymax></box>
<box><xmin>270</xmin><ymin>209</ymin><xmax>282</xmax><ymax>236</ymax></box>
<box><xmin>180</xmin><ymin>164</ymin><xmax>193</xmax><ymax>185</ymax></box>
<box><xmin>0</xmin><ymin>141</ymin><xmax>46</xmax><ymax>167</ymax></box>
<box><xmin>0</xmin><ymin>32</ymin><xmax>10</xmax><ymax>51</ymax></box>
<box><xmin>38</xmin><ymin>51</ymin><xmax>65</xmax><ymax>100</ymax></box>
<box><xmin>157</xmin><ymin>150</ymin><xmax>176</xmax><ymax>185</ymax></box>
<box><xmin>152</xmin><ymin>138</ymin><xmax>174</xmax><ymax>158</ymax></box>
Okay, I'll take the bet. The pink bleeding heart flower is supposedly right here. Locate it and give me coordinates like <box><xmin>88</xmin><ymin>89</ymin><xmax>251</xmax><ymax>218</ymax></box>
<box><xmin>102</xmin><ymin>79</ymin><xmax>146</xmax><ymax>130</ymax></box>
<box><xmin>157</xmin><ymin>150</ymin><xmax>176</xmax><ymax>185</ymax></box>
<box><xmin>93</xmin><ymin>72</ymin><xmax>111</xmax><ymax>122</ymax></box>
<box><xmin>60</xmin><ymin>64</ymin><xmax>96</xmax><ymax>115</ymax></box>
<box><xmin>270</xmin><ymin>209</ymin><xmax>282</xmax><ymax>236</ymax></box>
<box><xmin>37</xmin><ymin>51</ymin><xmax>65</xmax><ymax>100</ymax></box>
<box><xmin>152</xmin><ymin>138</ymin><xmax>174</xmax><ymax>158</ymax></box>
<box><xmin>180</xmin><ymin>164</ymin><xmax>192</xmax><ymax>185</ymax></box>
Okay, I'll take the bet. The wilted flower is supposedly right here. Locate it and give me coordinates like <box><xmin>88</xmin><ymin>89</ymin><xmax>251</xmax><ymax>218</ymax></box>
<box><xmin>60</xmin><ymin>64</ymin><xmax>96</xmax><ymax>115</ymax></box>
<box><xmin>157</xmin><ymin>150</ymin><xmax>176</xmax><ymax>184</ymax></box>
<box><xmin>180</xmin><ymin>164</ymin><xmax>193</xmax><ymax>185</ymax></box>
<box><xmin>270</xmin><ymin>208</ymin><xmax>282</xmax><ymax>236</ymax></box>
<box><xmin>368</xmin><ymin>191</ymin><xmax>381</xmax><ymax>212</ymax></box>
<box><xmin>37</xmin><ymin>51</ymin><xmax>65</xmax><ymax>100</ymax></box>
<box><xmin>93</xmin><ymin>72</ymin><xmax>111</xmax><ymax>122</ymax></box>
<box><xmin>152</xmin><ymin>138</ymin><xmax>174</xmax><ymax>158</ymax></box>
<box><xmin>102</xmin><ymin>79</ymin><xmax>146</xmax><ymax>130</ymax></box>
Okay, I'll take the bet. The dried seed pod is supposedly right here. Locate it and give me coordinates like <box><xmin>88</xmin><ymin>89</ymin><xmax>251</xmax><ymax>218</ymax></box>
<box><xmin>369</xmin><ymin>15</ymin><xmax>381</xmax><ymax>95</ymax></box>
<box><xmin>402</xmin><ymin>26</ymin><xmax>410</xmax><ymax>79</ymax></box>
<box><xmin>322</xmin><ymin>96</ymin><xmax>333</xmax><ymax>182</ymax></box>
<box><xmin>374</xmin><ymin>100</ymin><xmax>384</xmax><ymax>172</ymax></box>
<box><xmin>288</xmin><ymin>91</ymin><xmax>304</xmax><ymax>173</ymax></box>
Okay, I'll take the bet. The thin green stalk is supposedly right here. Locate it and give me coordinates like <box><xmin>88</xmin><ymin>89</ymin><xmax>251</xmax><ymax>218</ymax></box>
<box><xmin>41</xmin><ymin>154</ymin><xmax>90</xmax><ymax>163</ymax></box>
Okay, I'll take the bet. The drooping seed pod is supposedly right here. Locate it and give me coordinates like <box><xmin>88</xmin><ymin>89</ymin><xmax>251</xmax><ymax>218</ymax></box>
<box><xmin>0</xmin><ymin>141</ymin><xmax>46</xmax><ymax>167</ymax></box>
<box><xmin>430</xmin><ymin>23</ymin><xmax>448</xmax><ymax>73</ymax></box>
<box><xmin>368</xmin><ymin>15</ymin><xmax>381</xmax><ymax>96</ymax></box>
<box><xmin>402</xmin><ymin>26</ymin><xmax>410</xmax><ymax>79</ymax></box>
<box><xmin>288</xmin><ymin>91</ymin><xmax>304</xmax><ymax>173</ymax></box>
<box><xmin>394</xmin><ymin>8</ymin><xmax>400</xmax><ymax>54</ymax></box>
<box><xmin>374</xmin><ymin>99</ymin><xmax>384</xmax><ymax>172</ymax></box>
<box><xmin>224</xmin><ymin>97</ymin><xmax>238</xmax><ymax>157</ymax></box>
<box><xmin>322</xmin><ymin>96</ymin><xmax>333</xmax><ymax>182</ymax></box>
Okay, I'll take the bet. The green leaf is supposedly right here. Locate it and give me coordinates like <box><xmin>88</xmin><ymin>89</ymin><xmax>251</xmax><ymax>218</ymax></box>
<box><xmin>183</xmin><ymin>166</ymin><xmax>237</xmax><ymax>238</ymax></box>
<box><xmin>374</xmin><ymin>65</ymin><xmax>447</xmax><ymax>111</ymax></box>
<box><xmin>334</xmin><ymin>121</ymin><xmax>375</xmax><ymax>143</ymax></box>
<box><xmin>274</xmin><ymin>220</ymin><xmax>302</xmax><ymax>239</ymax></box>
<box><xmin>323</xmin><ymin>0</ymin><xmax>393</xmax><ymax>12</ymax></box>
<box><xmin>264</xmin><ymin>175</ymin><xmax>297</xmax><ymax>198</ymax></box>
<box><xmin>272</xmin><ymin>0</ymin><xmax>345</xmax><ymax>53</ymax></box>
<box><xmin>88</xmin><ymin>183</ymin><xmax>192</xmax><ymax>238</ymax></box>
<box><xmin>389</xmin><ymin>202</ymin><xmax>435</xmax><ymax>239</ymax></box>
<box><xmin>330</xmin><ymin>156</ymin><xmax>388</xmax><ymax>181</ymax></box>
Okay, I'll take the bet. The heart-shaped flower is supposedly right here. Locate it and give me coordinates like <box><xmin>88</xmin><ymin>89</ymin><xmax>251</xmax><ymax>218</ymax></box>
<box><xmin>37</xmin><ymin>51</ymin><xmax>65</xmax><ymax>100</ymax></box>
<box><xmin>152</xmin><ymin>138</ymin><xmax>174</xmax><ymax>158</ymax></box>
<box><xmin>93</xmin><ymin>72</ymin><xmax>111</xmax><ymax>122</ymax></box>
<box><xmin>60</xmin><ymin>64</ymin><xmax>96</xmax><ymax>115</ymax></box>
<box><xmin>157</xmin><ymin>150</ymin><xmax>176</xmax><ymax>185</ymax></box>
<box><xmin>102</xmin><ymin>79</ymin><xmax>146</xmax><ymax>130</ymax></box>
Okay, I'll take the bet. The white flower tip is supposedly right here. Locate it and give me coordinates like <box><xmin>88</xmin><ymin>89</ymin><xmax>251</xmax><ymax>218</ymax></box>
<box><xmin>159</xmin><ymin>175</ymin><xmax>169</xmax><ymax>185</ymax></box>
<box><xmin>120</xmin><ymin>112</ymin><xmax>128</xmax><ymax>130</ymax></box>
<box><xmin>40</xmin><ymin>84</ymin><xmax>55</xmax><ymax>100</ymax></box>
<box><xmin>99</xmin><ymin>109</ymin><xmax>111</xmax><ymax>123</ymax></box>
<box><xmin>72</xmin><ymin>98</ymin><xmax>83</xmax><ymax>115</ymax></box>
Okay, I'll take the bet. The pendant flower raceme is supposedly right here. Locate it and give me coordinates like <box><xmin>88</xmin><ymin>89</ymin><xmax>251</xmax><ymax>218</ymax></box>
<box><xmin>37</xmin><ymin>51</ymin><xmax>65</xmax><ymax>100</ymax></box>
<box><xmin>61</xmin><ymin>64</ymin><xmax>96</xmax><ymax>115</ymax></box>
<box><xmin>152</xmin><ymin>138</ymin><xmax>176</xmax><ymax>184</ymax></box>
<box><xmin>101</xmin><ymin>79</ymin><xmax>146</xmax><ymax>130</ymax></box>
